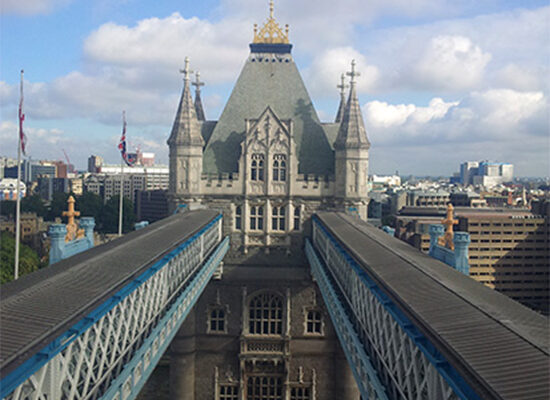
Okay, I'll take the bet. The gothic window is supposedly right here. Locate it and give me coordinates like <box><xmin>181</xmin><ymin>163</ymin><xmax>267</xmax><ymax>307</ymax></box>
<box><xmin>247</xmin><ymin>376</ymin><xmax>283</xmax><ymax>400</ymax></box>
<box><xmin>293</xmin><ymin>207</ymin><xmax>301</xmax><ymax>231</ymax></box>
<box><xmin>290</xmin><ymin>387</ymin><xmax>311</xmax><ymax>400</ymax></box>
<box><xmin>251</xmin><ymin>154</ymin><xmax>265</xmax><ymax>181</ymax></box>
<box><xmin>305</xmin><ymin>310</ymin><xmax>322</xmax><ymax>334</ymax></box>
<box><xmin>272</xmin><ymin>154</ymin><xmax>286</xmax><ymax>181</ymax></box>
<box><xmin>208</xmin><ymin>307</ymin><xmax>226</xmax><ymax>333</ymax></box>
<box><xmin>235</xmin><ymin>205</ymin><xmax>242</xmax><ymax>230</ymax></box>
<box><xmin>271</xmin><ymin>206</ymin><xmax>286</xmax><ymax>231</ymax></box>
<box><xmin>248</xmin><ymin>292</ymin><xmax>283</xmax><ymax>335</ymax></box>
<box><xmin>220</xmin><ymin>384</ymin><xmax>239</xmax><ymax>400</ymax></box>
<box><xmin>250</xmin><ymin>206</ymin><xmax>264</xmax><ymax>230</ymax></box>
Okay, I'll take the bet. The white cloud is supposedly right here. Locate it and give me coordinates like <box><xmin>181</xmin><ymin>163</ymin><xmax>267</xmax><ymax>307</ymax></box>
<box><xmin>365</xmin><ymin>97</ymin><xmax>458</xmax><ymax>128</ymax></box>
<box><xmin>364</xmin><ymin>89</ymin><xmax>549</xmax><ymax>175</ymax></box>
<box><xmin>0</xmin><ymin>0</ymin><xmax>71</xmax><ymax>15</ymax></box>
<box><xmin>494</xmin><ymin>64</ymin><xmax>548</xmax><ymax>92</ymax></box>
<box><xmin>304</xmin><ymin>47</ymin><xmax>379</xmax><ymax>98</ymax></box>
<box><xmin>413</xmin><ymin>35</ymin><xmax>491</xmax><ymax>91</ymax></box>
<box><xmin>83</xmin><ymin>13</ymin><xmax>249</xmax><ymax>85</ymax></box>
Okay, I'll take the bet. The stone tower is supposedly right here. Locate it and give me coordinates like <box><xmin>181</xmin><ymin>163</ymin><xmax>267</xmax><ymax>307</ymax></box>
<box><xmin>164</xmin><ymin>2</ymin><xmax>365</xmax><ymax>399</ymax></box>
<box><xmin>334</xmin><ymin>60</ymin><xmax>370</xmax><ymax>219</ymax></box>
<box><xmin>167</xmin><ymin>57</ymin><xmax>204</xmax><ymax>208</ymax></box>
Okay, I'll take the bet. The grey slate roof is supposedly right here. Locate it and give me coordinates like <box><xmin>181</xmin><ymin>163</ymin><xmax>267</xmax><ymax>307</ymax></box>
<box><xmin>202</xmin><ymin>51</ymin><xmax>335</xmax><ymax>175</ymax></box>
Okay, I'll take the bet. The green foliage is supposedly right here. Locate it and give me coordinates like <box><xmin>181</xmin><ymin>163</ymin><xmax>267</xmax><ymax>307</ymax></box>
<box><xmin>1</xmin><ymin>231</ymin><xmax>41</xmax><ymax>284</ymax></box>
<box><xmin>22</xmin><ymin>194</ymin><xmax>47</xmax><ymax>217</ymax></box>
<box><xmin>100</xmin><ymin>195</ymin><xmax>136</xmax><ymax>234</ymax></box>
<box><xmin>1</xmin><ymin>200</ymin><xmax>16</xmax><ymax>217</ymax></box>
<box><xmin>76</xmin><ymin>192</ymin><xmax>103</xmax><ymax>221</ymax></box>
<box><xmin>47</xmin><ymin>192</ymin><xmax>70</xmax><ymax>221</ymax></box>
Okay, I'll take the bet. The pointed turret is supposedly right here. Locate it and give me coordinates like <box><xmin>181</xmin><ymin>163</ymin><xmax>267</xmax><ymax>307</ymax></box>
<box><xmin>192</xmin><ymin>71</ymin><xmax>206</xmax><ymax>121</ymax></box>
<box><xmin>167</xmin><ymin>57</ymin><xmax>204</xmax><ymax>147</ymax></box>
<box><xmin>168</xmin><ymin>57</ymin><xmax>204</xmax><ymax>207</ymax></box>
<box><xmin>334</xmin><ymin>59</ymin><xmax>370</xmax><ymax>219</ymax></box>
<box><xmin>334</xmin><ymin>60</ymin><xmax>370</xmax><ymax>150</ymax></box>
<box><xmin>335</xmin><ymin>73</ymin><xmax>347</xmax><ymax>123</ymax></box>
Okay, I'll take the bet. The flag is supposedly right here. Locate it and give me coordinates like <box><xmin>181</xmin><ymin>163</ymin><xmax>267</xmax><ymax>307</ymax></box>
<box><xmin>19</xmin><ymin>70</ymin><xmax>27</xmax><ymax>155</ymax></box>
<box><xmin>118</xmin><ymin>111</ymin><xmax>135</xmax><ymax>167</ymax></box>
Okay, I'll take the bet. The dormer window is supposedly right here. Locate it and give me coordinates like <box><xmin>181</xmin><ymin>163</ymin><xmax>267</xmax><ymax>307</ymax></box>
<box><xmin>251</xmin><ymin>154</ymin><xmax>265</xmax><ymax>181</ymax></box>
<box><xmin>272</xmin><ymin>154</ymin><xmax>286</xmax><ymax>182</ymax></box>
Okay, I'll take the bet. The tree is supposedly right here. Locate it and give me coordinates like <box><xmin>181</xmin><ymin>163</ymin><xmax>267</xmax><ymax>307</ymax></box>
<box><xmin>100</xmin><ymin>195</ymin><xmax>136</xmax><ymax>234</ymax></box>
<box><xmin>22</xmin><ymin>194</ymin><xmax>47</xmax><ymax>217</ymax></box>
<box><xmin>46</xmin><ymin>192</ymin><xmax>70</xmax><ymax>221</ymax></box>
<box><xmin>0</xmin><ymin>200</ymin><xmax>16</xmax><ymax>217</ymax></box>
<box><xmin>1</xmin><ymin>231</ymin><xmax>41</xmax><ymax>284</ymax></box>
<box><xmin>76</xmin><ymin>192</ymin><xmax>104</xmax><ymax>229</ymax></box>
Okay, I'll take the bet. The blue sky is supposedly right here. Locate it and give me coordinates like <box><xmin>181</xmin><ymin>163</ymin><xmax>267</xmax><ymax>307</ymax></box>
<box><xmin>1</xmin><ymin>0</ymin><xmax>549</xmax><ymax>176</ymax></box>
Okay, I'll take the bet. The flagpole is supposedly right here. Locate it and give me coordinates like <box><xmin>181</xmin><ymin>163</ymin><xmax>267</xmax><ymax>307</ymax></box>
<box><xmin>14</xmin><ymin>70</ymin><xmax>24</xmax><ymax>280</ymax></box>
<box><xmin>118</xmin><ymin>111</ymin><xmax>125</xmax><ymax>236</ymax></box>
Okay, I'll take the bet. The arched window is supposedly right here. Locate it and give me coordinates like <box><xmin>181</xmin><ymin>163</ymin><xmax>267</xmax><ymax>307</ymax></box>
<box><xmin>251</xmin><ymin>154</ymin><xmax>265</xmax><ymax>181</ymax></box>
<box><xmin>248</xmin><ymin>292</ymin><xmax>283</xmax><ymax>335</ymax></box>
<box><xmin>293</xmin><ymin>207</ymin><xmax>301</xmax><ymax>231</ymax></box>
<box><xmin>250</xmin><ymin>205</ymin><xmax>264</xmax><ymax>230</ymax></box>
<box><xmin>272</xmin><ymin>206</ymin><xmax>286</xmax><ymax>231</ymax></box>
<box><xmin>272</xmin><ymin>154</ymin><xmax>286</xmax><ymax>182</ymax></box>
<box><xmin>247</xmin><ymin>377</ymin><xmax>283</xmax><ymax>400</ymax></box>
<box><xmin>235</xmin><ymin>205</ymin><xmax>242</xmax><ymax>230</ymax></box>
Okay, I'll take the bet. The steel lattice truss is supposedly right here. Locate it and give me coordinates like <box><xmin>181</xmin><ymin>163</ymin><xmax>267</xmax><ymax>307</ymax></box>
<box><xmin>6</xmin><ymin>217</ymin><xmax>228</xmax><ymax>400</ymax></box>
<box><xmin>310</xmin><ymin>218</ymin><xmax>462</xmax><ymax>400</ymax></box>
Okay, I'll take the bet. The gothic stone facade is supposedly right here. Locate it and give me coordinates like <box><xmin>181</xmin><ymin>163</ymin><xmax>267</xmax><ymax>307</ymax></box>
<box><xmin>166</xmin><ymin>8</ymin><xmax>370</xmax><ymax>400</ymax></box>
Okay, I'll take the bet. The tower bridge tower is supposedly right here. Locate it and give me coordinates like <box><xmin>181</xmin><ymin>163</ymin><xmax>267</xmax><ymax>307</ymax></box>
<box><xmin>166</xmin><ymin>2</ymin><xmax>370</xmax><ymax>399</ymax></box>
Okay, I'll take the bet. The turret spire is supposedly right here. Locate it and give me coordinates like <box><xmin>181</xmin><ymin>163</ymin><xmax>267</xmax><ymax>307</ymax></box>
<box><xmin>167</xmin><ymin>57</ymin><xmax>204</xmax><ymax>147</ymax></box>
<box><xmin>334</xmin><ymin>59</ymin><xmax>370</xmax><ymax>150</ymax></box>
<box><xmin>335</xmin><ymin>73</ymin><xmax>348</xmax><ymax>123</ymax></box>
<box><xmin>192</xmin><ymin>71</ymin><xmax>206</xmax><ymax>121</ymax></box>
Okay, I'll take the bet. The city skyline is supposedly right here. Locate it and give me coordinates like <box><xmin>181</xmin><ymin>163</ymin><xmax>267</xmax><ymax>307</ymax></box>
<box><xmin>1</xmin><ymin>0</ymin><xmax>549</xmax><ymax>176</ymax></box>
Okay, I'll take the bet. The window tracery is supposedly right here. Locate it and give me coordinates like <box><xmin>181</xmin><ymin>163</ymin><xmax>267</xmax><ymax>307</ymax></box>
<box><xmin>248</xmin><ymin>292</ymin><xmax>283</xmax><ymax>335</ymax></box>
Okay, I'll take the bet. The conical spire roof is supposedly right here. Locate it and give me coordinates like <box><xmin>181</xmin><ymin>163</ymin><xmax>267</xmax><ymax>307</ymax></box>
<box><xmin>334</xmin><ymin>60</ymin><xmax>370</xmax><ymax>150</ymax></box>
<box><xmin>193</xmin><ymin>71</ymin><xmax>206</xmax><ymax>121</ymax></box>
<box><xmin>335</xmin><ymin>73</ymin><xmax>347</xmax><ymax>123</ymax></box>
<box><xmin>167</xmin><ymin>57</ymin><xmax>204</xmax><ymax>147</ymax></box>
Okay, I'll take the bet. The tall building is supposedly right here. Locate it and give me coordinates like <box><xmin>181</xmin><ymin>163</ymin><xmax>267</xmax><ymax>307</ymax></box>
<box><xmin>458</xmin><ymin>211</ymin><xmax>549</xmax><ymax>314</ymax></box>
<box><xmin>165</xmin><ymin>4</ymin><xmax>369</xmax><ymax>399</ymax></box>
<box><xmin>459</xmin><ymin>160</ymin><xmax>514</xmax><ymax>187</ymax></box>
<box><xmin>87</xmin><ymin>155</ymin><xmax>103</xmax><ymax>173</ymax></box>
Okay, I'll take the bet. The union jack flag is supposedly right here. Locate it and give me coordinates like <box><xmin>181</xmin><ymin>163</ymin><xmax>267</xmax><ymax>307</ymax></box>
<box><xmin>118</xmin><ymin>111</ymin><xmax>134</xmax><ymax>166</ymax></box>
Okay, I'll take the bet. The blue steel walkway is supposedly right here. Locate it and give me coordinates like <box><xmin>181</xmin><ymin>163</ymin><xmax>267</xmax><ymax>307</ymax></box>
<box><xmin>308</xmin><ymin>211</ymin><xmax>549</xmax><ymax>400</ymax></box>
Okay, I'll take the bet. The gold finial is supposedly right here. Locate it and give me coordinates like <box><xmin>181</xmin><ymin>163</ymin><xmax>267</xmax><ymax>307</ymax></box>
<box><xmin>63</xmin><ymin>196</ymin><xmax>84</xmax><ymax>242</ymax></box>
<box><xmin>253</xmin><ymin>0</ymin><xmax>289</xmax><ymax>44</ymax></box>
<box><xmin>439</xmin><ymin>203</ymin><xmax>458</xmax><ymax>250</ymax></box>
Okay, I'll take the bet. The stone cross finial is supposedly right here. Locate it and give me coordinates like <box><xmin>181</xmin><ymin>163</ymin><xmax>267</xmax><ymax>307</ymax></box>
<box><xmin>179</xmin><ymin>57</ymin><xmax>193</xmax><ymax>82</ymax></box>
<box><xmin>337</xmin><ymin>73</ymin><xmax>348</xmax><ymax>96</ymax></box>
<box><xmin>346</xmin><ymin>59</ymin><xmax>361</xmax><ymax>86</ymax></box>
<box><xmin>440</xmin><ymin>203</ymin><xmax>458</xmax><ymax>250</ymax></box>
<box><xmin>269</xmin><ymin>0</ymin><xmax>274</xmax><ymax>19</ymax></box>
<box><xmin>62</xmin><ymin>196</ymin><xmax>84</xmax><ymax>242</ymax></box>
<box><xmin>192</xmin><ymin>71</ymin><xmax>205</xmax><ymax>93</ymax></box>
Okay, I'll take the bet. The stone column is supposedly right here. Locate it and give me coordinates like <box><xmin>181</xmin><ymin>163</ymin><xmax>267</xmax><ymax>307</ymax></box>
<box><xmin>49</xmin><ymin>224</ymin><xmax>66</xmax><ymax>265</ymax></box>
<box><xmin>453</xmin><ymin>232</ymin><xmax>471</xmax><ymax>275</ymax></box>
<box><xmin>335</xmin><ymin>353</ymin><xmax>360</xmax><ymax>400</ymax></box>
<box><xmin>170</xmin><ymin>309</ymin><xmax>196</xmax><ymax>400</ymax></box>
<box><xmin>79</xmin><ymin>217</ymin><xmax>95</xmax><ymax>248</ymax></box>
<box><xmin>428</xmin><ymin>224</ymin><xmax>444</xmax><ymax>257</ymax></box>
